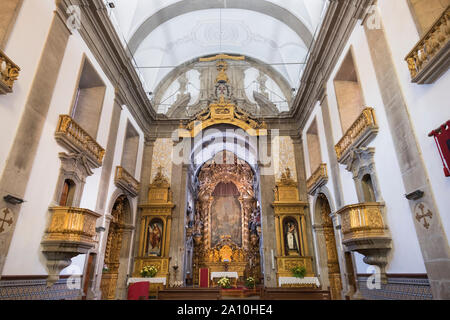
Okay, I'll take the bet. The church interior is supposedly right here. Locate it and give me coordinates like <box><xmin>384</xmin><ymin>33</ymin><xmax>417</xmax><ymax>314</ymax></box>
<box><xmin>0</xmin><ymin>0</ymin><xmax>449</xmax><ymax>300</ymax></box>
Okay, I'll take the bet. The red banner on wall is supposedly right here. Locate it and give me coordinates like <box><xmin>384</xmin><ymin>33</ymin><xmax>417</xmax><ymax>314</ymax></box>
<box><xmin>429</xmin><ymin>120</ymin><xmax>450</xmax><ymax>177</ymax></box>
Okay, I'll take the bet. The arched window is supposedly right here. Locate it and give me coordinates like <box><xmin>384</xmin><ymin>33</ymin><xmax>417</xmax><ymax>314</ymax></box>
<box><xmin>59</xmin><ymin>179</ymin><xmax>76</xmax><ymax>206</ymax></box>
<box><xmin>361</xmin><ymin>174</ymin><xmax>376</xmax><ymax>202</ymax></box>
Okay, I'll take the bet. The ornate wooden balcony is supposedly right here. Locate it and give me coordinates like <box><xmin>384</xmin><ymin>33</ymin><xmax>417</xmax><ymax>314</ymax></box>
<box><xmin>114</xmin><ymin>166</ymin><xmax>140</xmax><ymax>197</ymax></box>
<box><xmin>43</xmin><ymin>206</ymin><xmax>100</xmax><ymax>246</ymax></box>
<box><xmin>336</xmin><ymin>202</ymin><xmax>391</xmax><ymax>281</ymax></box>
<box><xmin>55</xmin><ymin>115</ymin><xmax>105</xmax><ymax>168</ymax></box>
<box><xmin>335</xmin><ymin>108</ymin><xmax>378</xmax><ymax>164</ymax></box>
<box><xmin>306</xmin><ymin>164</ymin><xmax>328</xmax><ymax>195</ymax></box>
<box><xmin>405</xmin><ymin>6</ymin><xmax>450</xmax><ymax>84</ymax></box>
<box><xmin>41</xmin><ymin>206</ymin><xmax>101</xmax><ymax>285</ymax></box>
<box><xmin>0</xmin><ymin>49</ymin><xmax>20</xmax><ymax>94</ymax></box>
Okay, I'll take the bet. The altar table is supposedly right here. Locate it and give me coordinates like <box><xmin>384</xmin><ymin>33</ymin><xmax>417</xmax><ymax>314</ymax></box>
<box><xmin>210</xmin><ymin>272</ymin><xmax>239</xmax><ymax>288</ymax></box>
<box><xmin>127</xmin><ymin>277</ymin><xmax>167</xmax><ymax>286</ymax></box>
<box><xmin>127</xmin><ymin>277</ymin><xmax>167</xmax><ymax>298</ymax></box>
<box><xmin>278</xmin><ymin>277</ymin><xmax>321</xmax><ymax>288</ymax></box>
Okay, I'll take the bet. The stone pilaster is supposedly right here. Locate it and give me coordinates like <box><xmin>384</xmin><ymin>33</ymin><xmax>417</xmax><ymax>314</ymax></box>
<box><xmin>168</xmin><ymin>160</ymin><xmax>188</xmax><ymax>284</ymax></box>
<box><xmin>291</xmin><ymin>136</ymin><xmax>317</xmax><ymax>275</ymax></box>
<box><xmin>0</xmin><ymin>0</ymin><xmax>23</xmax><ymax>50</ymax></box>
<box><xmin>319</xmin><ymin>93</ymin><xmax>345</xmax><ymax>208</ymax></box>
<box><xmin>364</xmin><ymin>15</ymin><xmax>450</xmax><ymax>299</ymax></box>
<box><xmin>130</xmin><ymin>137</ymin><xmax>155</xmax><ymax>271</ymax></box>
<box><xmin>94</xmin><ymin>95</ymin><xmax>124</xmax><ymax>214</ymax></box>
<box><xmin>0</xmin><ymin>10</ymin><xmax>71</xmax><ymax>276</ymax></box>
<box><xmin>258</xmin><ymin>137</ymin><xmax>277</xmax><ymax>287</ymax></box>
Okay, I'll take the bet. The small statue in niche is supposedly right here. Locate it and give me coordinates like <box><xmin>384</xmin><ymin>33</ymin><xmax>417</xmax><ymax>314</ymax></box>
<box><xmin>284</xmin><ymin>220</ymin><xmax>300</xmax><ymax>255</ymax></box>
<box><xmin>147</xmin><ymin>220</ymin><xmax>163</xmax><ymax>256</ymax></box>
<box><xmin>186</xmin><ymin>205</ymin><xmax>194</xmax><ymax>228</ymax></box>
<box><xmin>248</xmin><ymin>206</ymin><xmax>261</xmax><ymax>235</ymax></box>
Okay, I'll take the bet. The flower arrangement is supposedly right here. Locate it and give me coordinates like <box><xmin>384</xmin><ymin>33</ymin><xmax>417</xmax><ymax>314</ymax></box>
<box><xmin>291</xmin><ymin>265</ymin><xmax>306</xmax><ymax>278</ymax></box>
<box><xmin>245</xmin><ymin>277</ymin><xmax>256</xmax><ymax>289</ymax></box>
<box><xmin>217</xmin><ymin>277</ymin><xmax>231</xmax><ymax>289</ymax></box>
<box><xmin>140</xmin><ymin>265</ymin><xmax>158</xmax><ymax>278</ymax></box>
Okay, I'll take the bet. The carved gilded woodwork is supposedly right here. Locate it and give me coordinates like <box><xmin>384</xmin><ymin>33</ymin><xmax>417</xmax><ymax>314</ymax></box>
<box><xmin>41</xmin><ymin>206</ymin><xmax>101</xmax><ymax>286</ymax></box>
<box><xmin>0</xmin><ymin>49</ymin><xmax>20</xmax><ymax>94</ymax></box>
<box><xmin>43</xmin><ymin>206</ymin><xmax>100</xmax><ymax>245</ymax></box>
<box><xmin>178</xmin><ymin>97</ymin><xmax>267</xmax><ymax>137</ymax></box>
<box><xmin>272</xmin><ymin>169</ymin><xmax>315</xmax><ymax>285</ymax></box>
<box><xmin>133</xmin><ymin>169</ymin><xmax>174</xmax><ymax>282</ymax></box>
<box><xmin>55</xmin><ymin>115</ymin><xmax>105</xmax><ymax>168</ymax></box>
<box><xmin>405</xmin><ymin>6</ymin><xmax>450</xmax><ymax>84</ymax></box>
<box><xmin>334</xmin><ymin>107</ymin><xmax>378</xmax><ymax>163</ymax></box>
<box><xmin>178</xmin><ymin>55</ymin><xmax>267</xmax><ymax>137</ymax></box>
<box><xmin>276</xmin><ymin>256</ymin><xmax>314</xmax><ymax>278</ymax></box>
<box><xmin>319</xmin><ymin>194</ymin><xmax>342</xmax><ymax>300</ymax></box>
<box><xmin>100</xmin><ymin>195</ymin><xmax>128</xmax><ymax>299</ymax></box>
<box><xmin>193</xmin><ymin>156</ymin><xmax>261</xmax><ymax>285</ymax></box>
<box><xmin>336</xmin><ymin>202</ymin><xmax>391</xmax><ymax>282</ymax></box>
<box><xmin>114</xmin><ymin>166</ymin><xmax>140</xmax><ymax>197</ymax></box>
<box><xmin>306</xmin><ymin>163</ymin><xmax>328</xmax><ymax>195</ymax></box>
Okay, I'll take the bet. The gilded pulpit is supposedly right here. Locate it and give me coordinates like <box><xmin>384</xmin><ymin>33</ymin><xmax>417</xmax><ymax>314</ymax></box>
<box><xmin>133</xmin><ymin>169</ymin><xmax>174</xmax><ymax>287</ymax></box>
<box><xmin>272</xmin><ymin>169</ymin><xmax>315</xmax><ymax>286</ymax></box>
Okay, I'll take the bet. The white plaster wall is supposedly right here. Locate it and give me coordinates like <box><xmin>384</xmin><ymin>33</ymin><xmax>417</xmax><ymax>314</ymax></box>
<box><xmin>2</xmin><ymin>12</ymin><xmax>128</xmax><ymax>276</ymax></box>
<box><xmin>321</xmin><ymin>22</ymin><xmax>426</xmax><ymax>274</ymax></box>
<box><xmin>376</xmin><ymin>0</ymin><xmax>450</xmax><ymax>240</ymax></box>
<box><xmin>0</xmin><ymin>1</ymin><xmax>55</xmax><ymax>178</ymax></box>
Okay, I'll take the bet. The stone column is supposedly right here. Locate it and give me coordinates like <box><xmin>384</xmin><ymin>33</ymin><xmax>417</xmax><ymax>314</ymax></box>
<box><xmin>364</xmin><ymin>14</ymin><xmax>450</xmax><ymax>299</ymax></box>
<box><xmin>319</xmin><ymin>93</ymin><xmax>345</xmax><ymax>208</ymax></box>
<box><xmin>258</xmin><ymin>137</ymin><xmax>277</xmax><ymax>287</ymax></box>
<box><xmin>292</xmin><ymin>136</ymin><xmax>317</xmax><ymax>274</ymax></box>
<box><xmin>169</xmin><ymin>160</ymin><xmax>188</xmax><ymax>285</ymax></box>
<box><xmin>0</xmin><ymin>10</ymin><xmax>71</xmax><ymax>276</ymax></box>
<box><xmin>94</xmin><ymin>94</ymin><xmax>123</xmax><ymax>214</ymax></box>
<box><xmin>312</xmin><ymin>224</ymin><xmax>330</xmax><ymax>289</ymax></box>
<box><xmin>130</xmin><ymin>137</ymin><xmax>155</xmax><ymax>270</ymax></box>
<box><xmin>115</xmin><ymin>225</ymin><xmax>134</xmax><ymax>300</ymax></box>
<box><xmin>0</xmin><ymin>0</ymin><xmax>23</xmax><ymax>50</ymax></box>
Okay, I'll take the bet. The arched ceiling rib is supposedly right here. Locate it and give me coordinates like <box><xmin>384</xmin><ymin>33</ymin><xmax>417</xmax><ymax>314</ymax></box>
<box><xmin>127</xmin><ymin>0</ymin><xmax>315</xmax><ymax>54</ymax></box>
<box><xmin>107</xmin><ymin>0</ymin><xmax>329</xmax><ymax>106</ymax></box>
<box><xmin>133</xmin><ymin>9</ymin><xmax>308</xmax><ymax>91</ymax></box>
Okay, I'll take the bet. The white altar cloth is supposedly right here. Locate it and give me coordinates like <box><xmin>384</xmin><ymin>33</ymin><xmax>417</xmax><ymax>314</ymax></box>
<box><xmin>278</xmin><ymin>277</ymin><xmax>320</xmax><ymax>287</ymax></box>
<box><xmin>210</xmin><ymin>272</ymin><xmax>239</xmax><ymax>280</ymax></box>
<box><xmin>127</xmin><ymin>277</ymin><xmax>166</xmax><ymax>286</ymax></box>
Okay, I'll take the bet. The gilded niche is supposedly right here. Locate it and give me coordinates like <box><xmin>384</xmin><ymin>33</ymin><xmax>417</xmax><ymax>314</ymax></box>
<box><xmin>192</xmin><ymin>152</ymin><xmax>262</xmax><ymax>284</ymax></box>
<box><xmin>134</xmin><ymin>169</ymin><xmax>174</xmax><ymax>281</ymax></box>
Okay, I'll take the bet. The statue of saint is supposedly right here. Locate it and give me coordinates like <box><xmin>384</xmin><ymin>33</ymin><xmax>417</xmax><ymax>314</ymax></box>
<box><xmin>147</xmin><ymin>222</ymin><xmax>162</xmax><ymax>256</ymax></box>
<box><xmin>285</xmin><ymin>221</ymin><xmax>300</xmax><ymax>255</ymax></box>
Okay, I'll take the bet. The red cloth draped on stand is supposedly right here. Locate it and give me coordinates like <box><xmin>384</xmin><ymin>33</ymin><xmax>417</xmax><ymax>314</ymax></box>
<box><xmin>199</xmin><ymin>268</ymin><xmax>209</xmax><ymax>288</ymax></box>
<box><xmin>127</xmin><ymin>281</ymin><xmax>149</xmax><ymax>300</ymax></box>
<box><xmin>429</xmin><ymin>120</ymin><xmax>450</xmax><ymax>177</ymax></box>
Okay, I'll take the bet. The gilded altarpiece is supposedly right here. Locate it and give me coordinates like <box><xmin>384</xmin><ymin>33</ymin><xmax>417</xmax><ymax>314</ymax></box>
<box><xmin>133</xmin><ymin>169</ymin><xmax>174</xmax><ymax>287</ymax></box>
<box><xmin>272</xmin><ymin>169</ymin><xmax>315</xmax><ymax>285</ymax></box>
<box><xmin>318</xmin><ymin>194</ymin><xmax>343</xmax><ymax>300</ymax></box>
<box><xmin>100</xmin><ymin>195</ymin><xmax>127</xmax><ymax>300</ymax></box>
<box><xmin>192</xmin><ymin>155</ymin><xmax>262</xmax><ymax>286</ymax></box>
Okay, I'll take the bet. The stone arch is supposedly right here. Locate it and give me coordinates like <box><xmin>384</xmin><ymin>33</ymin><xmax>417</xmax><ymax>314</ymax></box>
<box><xmin>128</xmin><ymin>0</ymin><xmax>313</xmax><ymax>54</ymax></box>
<box><xmin>100</xmin><ymin>193</ymin><xmax>135</xmax><ymax>300</ymax></box>
<box><xmin>106</xmin><ymin>189</ymin><xmax>135</xmax><ymax>225</ymax></box>
<box><xmin>152</xmin><ymin>54</ymin><xmax>294</xmax><ymax>113</ymax></box>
